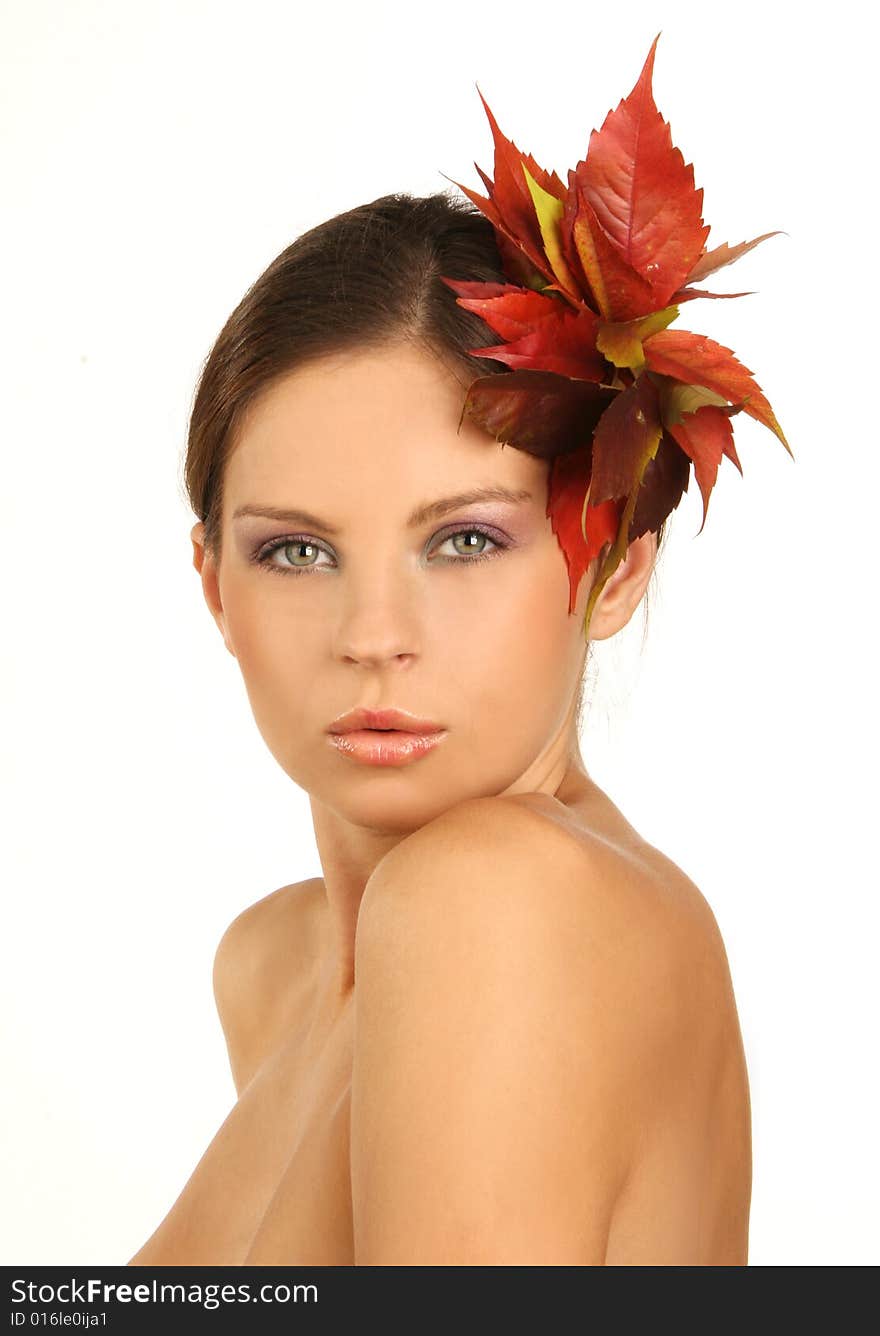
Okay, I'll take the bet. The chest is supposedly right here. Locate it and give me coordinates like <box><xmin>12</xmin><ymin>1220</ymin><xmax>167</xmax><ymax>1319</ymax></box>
<box><xmin>240</xmin><ymin>1007</ymin><xmax>356</xmax><ymax>1264</ymax></box>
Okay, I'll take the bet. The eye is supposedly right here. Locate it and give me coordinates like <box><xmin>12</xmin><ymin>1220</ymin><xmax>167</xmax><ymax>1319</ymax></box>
<box><xmin>431</xmin><ymin>526</ymin><xmax>505</xmax><ymax>563</ymax></box>
<box><xmin>254</xmin><ymin>537</ymin><xmax>334</xmax><ymax>575</ymax></box>
<box><xmin>251</xmin><ymin>524</ymin><xmax>509</xmax><ymax>578</ymax></box>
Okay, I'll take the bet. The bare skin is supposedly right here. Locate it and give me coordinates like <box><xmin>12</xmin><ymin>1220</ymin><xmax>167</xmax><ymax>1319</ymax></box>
<box><xmin>126</xmin><ymin>773</ymin><xmax>751</xmax><ymax>1265</ymax></box>
<box><xmin>127</xmin><ymin>341</ymin><xmax>751</xmax><ymax>1265</ymax></box>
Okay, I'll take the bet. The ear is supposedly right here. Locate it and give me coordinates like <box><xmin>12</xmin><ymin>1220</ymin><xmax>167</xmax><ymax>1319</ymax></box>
<box><xmin>190</xmin><ymin>521</ymin><xmax>237</xmax><ymax>658</ymax></box>
<box><xmin>584</xmin><ymin>529</ymin><xmax>658</xmax><ymax>643</ymax></box>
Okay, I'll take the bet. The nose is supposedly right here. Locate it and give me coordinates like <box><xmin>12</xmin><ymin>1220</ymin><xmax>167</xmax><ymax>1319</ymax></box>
<box><xmin>333</xmin><ymin>566</ymin><xmax>420</xmax><ymax>669</ymax></box>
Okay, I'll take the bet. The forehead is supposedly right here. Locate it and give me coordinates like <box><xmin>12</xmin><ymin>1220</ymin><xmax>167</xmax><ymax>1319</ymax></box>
<box><xmin>222</xmin><ymin>342</ymin><xmax>546</xmax><ymax>507</ymax></box>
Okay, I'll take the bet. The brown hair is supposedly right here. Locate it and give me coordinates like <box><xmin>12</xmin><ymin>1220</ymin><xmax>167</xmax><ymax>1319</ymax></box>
<box><xmin>182</xmin><ymin>188</ymin><xmax>666</xmax><ymax>665</ymax></box>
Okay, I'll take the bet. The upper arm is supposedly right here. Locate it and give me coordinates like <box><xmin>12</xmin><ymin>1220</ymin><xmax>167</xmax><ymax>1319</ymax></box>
<box><xmin>350</xmin><ymin>797</ymin><xmax>666</xmax><ymax>1266</ymax></box>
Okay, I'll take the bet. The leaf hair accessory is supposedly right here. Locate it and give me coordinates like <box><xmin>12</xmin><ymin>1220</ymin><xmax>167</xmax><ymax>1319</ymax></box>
<box><xmin>439</xmin><ymin>31</ymin><xmax>792</xmax><ymax>640</ymax></box>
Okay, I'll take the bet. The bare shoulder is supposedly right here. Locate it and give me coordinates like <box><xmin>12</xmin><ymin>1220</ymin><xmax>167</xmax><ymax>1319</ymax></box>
<box><xmin>212</xmin><ymin>878</ymin><xmax>322</xmax><ymax>1090</ymax></box>
<box><xmin>361</xmin><ymin>789</ymin><xmax>734</xmax><ymax>1016</ymax></box>
<box><xmin>360</xmin><ymin>791</ymin><xmax>591</xmax><ymax>908</ymax></box>
<box><xmin>212</xmin><ymin>878</ymin><xmax>320</xmax><ymax>1001</ymax></box>
<box><xmin>351</xmin><ymin>793</ymin><xmax>737</xmax><ymax>1263</ymax></box>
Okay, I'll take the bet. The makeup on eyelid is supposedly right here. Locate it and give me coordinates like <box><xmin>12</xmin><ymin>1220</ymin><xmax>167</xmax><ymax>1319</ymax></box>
<box><xmin>243</xmin><ymin>518</ymin><xmax>523</xmax><ymax>576</ymax></box>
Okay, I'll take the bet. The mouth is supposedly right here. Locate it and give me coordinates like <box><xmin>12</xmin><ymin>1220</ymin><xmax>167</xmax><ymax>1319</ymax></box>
<box><xmin>327</xmin><ymin>707</ymin><xmax>445</xmax><ymax>735</ymax></box>
<box><xmin>326</xmin><ymin>725</ymin><xmax>449</xmax><ymax>767</ymax></box>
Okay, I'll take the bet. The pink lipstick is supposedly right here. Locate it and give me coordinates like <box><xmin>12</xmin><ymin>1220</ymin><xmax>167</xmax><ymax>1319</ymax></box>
<box><xmin>327</xmin><ymin>707</ymin><xmax>448</xmax><ymax>767</ymax></box>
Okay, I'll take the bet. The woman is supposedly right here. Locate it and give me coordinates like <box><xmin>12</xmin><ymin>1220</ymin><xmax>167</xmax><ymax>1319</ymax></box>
<box><xmin>128</xmin><ymin>37</ymin><xmax>780</xmax><ymax>1261</ymax></box>
<box><xmin>125</xmin><ymin>191</ymin><xmax>751</xmax><ymax>1267</ymax></box>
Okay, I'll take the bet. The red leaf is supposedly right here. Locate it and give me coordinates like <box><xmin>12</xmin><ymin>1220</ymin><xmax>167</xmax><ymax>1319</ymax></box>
<box><xmin>685</xmin><ymin>231</ymin><xmax>785</xmax><ymax>285</ymax></box>
<box><xmin>439</xmin><ymin>279</ymin><xmax>568</xmax><ymax>342</ymax></box>
<box><xmin>466</xmin><ymin>305</ymin><xmax>608</xmax><ymax>381</ymax></box>
<box><xmin>643</xmin><ymin>328</ymin><xmax>791</xmax><ymax>453</ymax></box>
<box><xmin>460</xmin><ymin>370</ymin><xmax>616</xmax><ymax>459</ymax></box>
<box><xmin>439</xmin><ymin>278</ymin><xmax>521</xmax><ymax>302</ymax></box>
<box><xmin>579</xmin><ymin>374</ymin><xmax>667</xmax><ymax>638</ymax></box>
<box><xmin>670</xmin><ymin>286</ymin><xmax>756</xmax><ymax>303</ymax></box>
<box><xmin>557</xmin><ymin>183</ymin><xmax>601</xmax><ymax>313</ymax></box>
<box><xmin>547</xmin><ymin>449</ymin><xmax>621</xmax><ymax>614</ymax></box>
<box><xmin>589</xmin><ymin>373</ymin><xmax>664</xmax><ymax>505</ymax></box>
<box><xmin>440</xmin><ymin>85</ymin><xmax>572</xmax><ymax>301</ymax></box>
<box><xmin>570</xmin><ymin>33</ymin><xmax>710</xmax><ymax>308</ymax></box>
<box><xmin>471</xmin><ymin>82</ymin><xmax>567</xmax><ymax>224</ymax></box>
<box><xmin>666</xmin><ymin>405</ymin><xmax>738</xmax><ymax>534</ymax></box>
<box><xmin>494</xmin><ymin>229</ymin><xmax>551</xmax><ymax>291</ymax></box>
<box><xmin>438</xmin><ymin>39</ymin><xmax>793</xmax><ymax>640</ymax></box>
<box><xmin>567</xmin><ymin>183</ymin><xmax>656</xmax><ymax>320</ymax></box>
<box><xmin>629</xmin><ymin>430</ymin><xmax>691</xmax><ymax>541</ymax></box>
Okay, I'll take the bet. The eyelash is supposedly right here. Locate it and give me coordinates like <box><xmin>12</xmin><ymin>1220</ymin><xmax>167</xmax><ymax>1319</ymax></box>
<box><xmin>252</xmin><ymin>525</ymin><xmax>509</xmax><ymax>577</ymax></box>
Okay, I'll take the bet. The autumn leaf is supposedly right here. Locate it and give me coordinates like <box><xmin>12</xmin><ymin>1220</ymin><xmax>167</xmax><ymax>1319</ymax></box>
<box><xmin>670</xmin><ymin>285</ymin><xmax>756</xmax><ymax>303</ymax></box>
<box><xmin>589</xmin><ymin>370</ymin><xmax>664</xmax><ymax>507</ymax></box>
<box><xmin>580</xmin><ymin>375</ymin><xmax>665</xmax><ymax>638</ymax></box>
<box><xmin>643</xmin><ymin>327</ymin><xmax>790</xmax><ymax>453</ymax></box>
<box><xmin>657</xmin><ymin>378</ymin><xmax>745</xmax><ymax>479</ymax></box>
<box><xmin>568</xmin><ymin>183</ymin><xmax>656</xmax><ymax>320</ymax></box>
<box><xmin>685</xmin><ymin>232</ymin><xmax>786</xmax><ymax>285</ymax></box>
<box><xmin>629</xmin><ymin>431</ymin><xmax>691</xmax><ymax>542</ymax></box>
<box><xmin>457</xmin><ymin>369</ymin><xmax>616</xmax><ymax>459</ymax></box>
<box><xmin>439</xmin><ymin>278</ymin><xmax>562</xmax><ymax>342</ymax></box>
<box><xmin>665</xmin><ymin>405</ymin><xmax>737</xmax><ymax>534</ymax></box>
<box><xmin>546</xmin><ymin>450</ymin><xmax>622</xmax><ymax>614</ymax></box>
<box><xmin>570</xmin><ymin>33</ymin><xmax>710</xmax><ymax>310</ymax></box>
<box><xmin>596</xmin><ymin>305</ymin><xmax>680</xmax><ymax>373</ymax></box>
<box><xmin>466</xmin><ymin>305</ymin><xmax>608</xmax><ymax>381</ymax></box>
<box><xmin>439</xmin><ymin>31</ymin><xmax>793</xmax><ymax>641</ymax></box>
<box><xmin>521</xmin><ymin>165</ymin><xmax>582</xmax><ymax>300</ymax></box>
<box><xmin>439</xmin><ymin>85</ymin><xmax>572</xmax><ymax>303</ymax></box>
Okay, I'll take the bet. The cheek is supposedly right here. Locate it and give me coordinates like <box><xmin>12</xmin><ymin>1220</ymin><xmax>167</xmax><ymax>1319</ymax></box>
<box><xmin>221</xmin><ymin>580</ymin><xmax>316</xmax><ymax>718</ymax></box>
<box><xmin>452</xmin><ymin>549</ymin><xmax>581</xmax><ymax>721</ymax></box>
<box><xmin>504</xmin><ymin>597</ymin><xmax>574</xmax><ymax>697</ymax></box>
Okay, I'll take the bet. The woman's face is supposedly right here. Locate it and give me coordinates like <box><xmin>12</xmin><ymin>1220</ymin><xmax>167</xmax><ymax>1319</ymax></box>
<box><xmin>198</xmin><ymin>340</ymin><xmax>596</xmax><ymax>832</ymax></box>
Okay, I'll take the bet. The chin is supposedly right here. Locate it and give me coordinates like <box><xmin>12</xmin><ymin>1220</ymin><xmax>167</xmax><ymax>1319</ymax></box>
<box><xmin>314</xmin><ymin>768</ymin><xmax>482</xmax><ymax>832</ymax></box>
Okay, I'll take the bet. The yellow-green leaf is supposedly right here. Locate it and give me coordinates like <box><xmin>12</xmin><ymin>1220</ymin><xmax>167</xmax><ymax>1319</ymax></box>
<box><xmin>659</xmin><ymin>380</ymin><xmax>732</xmax><ymax>428</ymax></box>
<box><xmin>522</xmin><ymin>164</ymin><xmax>580</xmax><ymax>299</ymax></box>
<box><xmin>596</xmin><ymin>305</ymin><xmax>680</xmax><ymax>372</ymax></box>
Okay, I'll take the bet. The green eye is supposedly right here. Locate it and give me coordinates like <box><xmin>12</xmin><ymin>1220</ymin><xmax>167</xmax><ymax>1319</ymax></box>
<box><xmin>256</xmin><ymin>537</ymin><xmax>334</xmax><ymax>575</ymax></box>
<box><xmin>431</xmin><ymin>526</ymin><xmax>508</xmax><ymax>565</ymax></box>
<box><xmin>253</xmin><ymin>525</ymin><xmax>509</xmax><ymax>577</ymax></box>
<box><xmin>282</xmin><ymin>541</ymin><xmax>323</xmax><ymax>567</ymax></box>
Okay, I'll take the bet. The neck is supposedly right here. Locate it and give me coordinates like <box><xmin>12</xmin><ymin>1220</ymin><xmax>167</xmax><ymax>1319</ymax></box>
<box><xmin>308</xmin><ymin>733</ymin><xmax>593</xmax><ymax>1007</ymax></box>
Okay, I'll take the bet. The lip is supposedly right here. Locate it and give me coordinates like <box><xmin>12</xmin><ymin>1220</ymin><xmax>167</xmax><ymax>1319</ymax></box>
<box><xmin>326</xmin><ymin>707</ymin><xmax>448</xmax><ymax>767</ymax></box>
<box><xmin>327</xmin><ymin>728</ymin><xmax>448</xmax><ymax>766</ymax></box>
<box><xmin>327</xmin><ymin>707</ymin><xmax>445</xmax><ymax>735</ymax></box>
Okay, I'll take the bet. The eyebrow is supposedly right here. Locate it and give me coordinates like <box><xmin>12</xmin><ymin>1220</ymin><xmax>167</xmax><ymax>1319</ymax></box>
<box><xmin>232</xmin><ymin>486</ymin><xmax>534</xmax><ymax>535</ymax></box>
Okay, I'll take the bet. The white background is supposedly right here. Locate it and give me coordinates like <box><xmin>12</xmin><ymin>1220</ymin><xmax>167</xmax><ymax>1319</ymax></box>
<box><xmin>2</xmin><ymin>0</ymin><xmax>877</xmax><ymax>1266</ymax></box>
